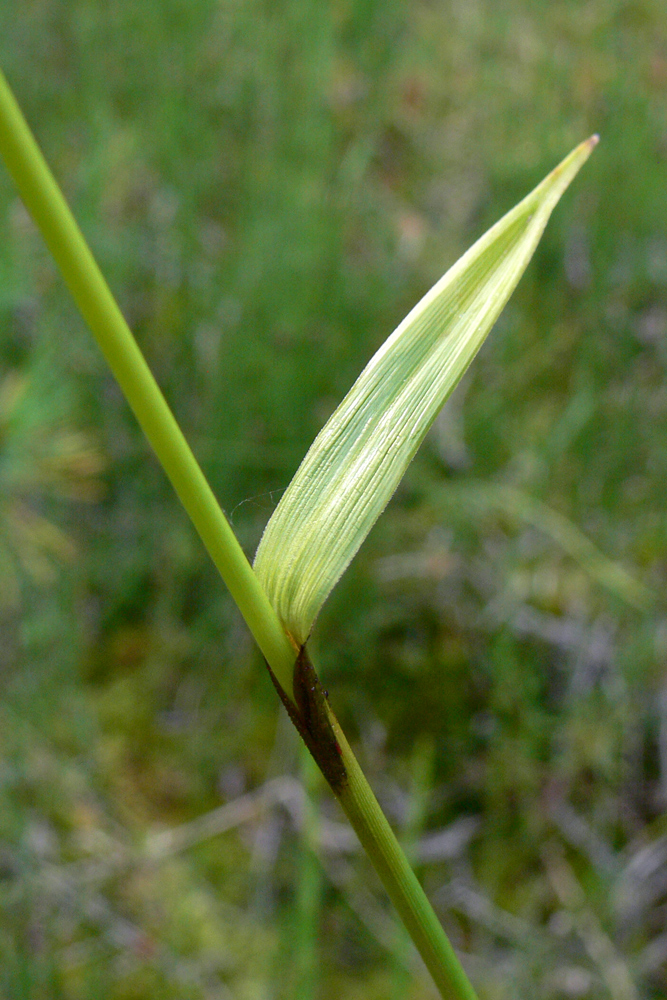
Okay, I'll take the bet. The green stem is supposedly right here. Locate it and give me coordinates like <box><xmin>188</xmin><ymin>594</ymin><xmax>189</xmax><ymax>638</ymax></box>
<box><xmin>0</xmin><ymin>66</ymin><xmax>296</xmax><ymax>702</ymax></box>
<box><xmin>0</xmin><ymin>67</ymin><xmax>480</xmax><ymax>1000</ymax></box>
<box><xmin>331</xmin><ymin>717</ymin><xmax>478</xmax><ymax>1000</ymax></box>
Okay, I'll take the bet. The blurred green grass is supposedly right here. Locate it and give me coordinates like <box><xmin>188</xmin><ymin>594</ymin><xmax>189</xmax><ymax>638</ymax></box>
<box><xmin>1</xmin><ymin>1</ymin><xmax>667</xmax><ymax>997</ymax></box>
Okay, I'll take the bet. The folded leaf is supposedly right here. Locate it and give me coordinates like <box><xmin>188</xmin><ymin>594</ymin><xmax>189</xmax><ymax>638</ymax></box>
<box><xmin>254</xmin><ymin>137</ymin><xmax>598</xmax><ymax>645</ymax></box>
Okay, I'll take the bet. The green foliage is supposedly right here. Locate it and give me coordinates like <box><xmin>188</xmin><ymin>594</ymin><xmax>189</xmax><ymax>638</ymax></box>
<box><xmin>255</xmin><ymin>139</ymin><xmax>595</xmax><ymax>646</ymax></box>
<box><xmin>1</xmin><ymin>1</ymin><xmax>667</xmax><ymax>997</ymax></box>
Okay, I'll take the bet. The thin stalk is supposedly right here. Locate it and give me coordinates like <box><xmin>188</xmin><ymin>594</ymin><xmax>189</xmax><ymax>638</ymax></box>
<box><xmin>330</xmin><ymin>717</ymin><xmax>478</xmax><ymax>1000</ymax></box>
<box><xmin>0</xmin><ymin>66</ymin><xmax>295</xmax><ymax>702</ymax></box>
<box><xmin>0</xmin><ymin>67</ymin><xmax>480</xmax><ymax>1000</ymax></box>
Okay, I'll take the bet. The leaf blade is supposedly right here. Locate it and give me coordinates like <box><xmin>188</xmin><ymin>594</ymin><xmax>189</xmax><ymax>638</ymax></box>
<box><xmin>254</xmin><ymin>137</ymin><xmax>598</xmax><ymax>644</ymax></box>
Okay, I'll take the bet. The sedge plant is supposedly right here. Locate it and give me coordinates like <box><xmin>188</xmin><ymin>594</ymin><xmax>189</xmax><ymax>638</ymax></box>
<box><xmin>0</xmin><ymin>65</ymin><xmax>597</xmax><ymax>999</ymax></box>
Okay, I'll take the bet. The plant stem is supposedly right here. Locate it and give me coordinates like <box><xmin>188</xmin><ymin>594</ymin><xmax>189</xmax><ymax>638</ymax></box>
<box><xmin>0</xmin><ymin>66</ymin><xmax>296</xmax><ymax>702</ymax></box>
<box><xmin>0</xmin><ymin>67</ymin><xmax>480</xmax><ymax>1000</ymax></box>
<box><xmin>330</xmin><ymin>716</ymin><xmax>478</xmax><ymax>1000</ymax></box>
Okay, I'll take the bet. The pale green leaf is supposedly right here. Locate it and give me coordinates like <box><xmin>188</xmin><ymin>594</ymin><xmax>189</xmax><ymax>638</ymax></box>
<box><xmin>254</xmin><ymin>137</ymin><xmax>598</xmax><ymax>645</ymax></box>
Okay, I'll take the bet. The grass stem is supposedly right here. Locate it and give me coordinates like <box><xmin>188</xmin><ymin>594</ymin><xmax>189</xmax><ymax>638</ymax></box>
<box><xmin>0</xmin><ymin>65</ymin><xmax>480</xmax><ymax>1000</ymax></box>
<box><xmin>0</xmin><ymin>66</ymin><xmax>296</xmax><ymax>701</ymax></box>
<box><xmin>331</xmin><ymin>717</ymin><xmax>478</xmax><ymax>1000</ymax></box>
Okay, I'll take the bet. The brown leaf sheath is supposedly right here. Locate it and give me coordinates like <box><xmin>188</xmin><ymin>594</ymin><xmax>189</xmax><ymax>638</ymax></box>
<box><xmin>265</xmin><ymin>646</ymin><xmax>347</xmax><ymax>793</ymax></box>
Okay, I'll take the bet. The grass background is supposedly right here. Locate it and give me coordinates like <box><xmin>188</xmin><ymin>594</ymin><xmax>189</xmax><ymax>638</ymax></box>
<box><xmin>1</xmin><ymin>1</ymin><xmax>666</xmax><ymax>997</ymax></box>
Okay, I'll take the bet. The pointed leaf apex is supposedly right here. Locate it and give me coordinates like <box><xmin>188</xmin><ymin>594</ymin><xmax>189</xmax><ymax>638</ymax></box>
<box><xmin>254</xmin><ymin>139</ymin><xmax>597</xmax><ymax>644</ymax></box>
